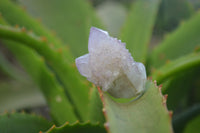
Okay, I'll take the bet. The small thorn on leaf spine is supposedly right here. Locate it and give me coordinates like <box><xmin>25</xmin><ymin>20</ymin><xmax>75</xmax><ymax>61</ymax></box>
<box><xmin>104</xmin><ymin>122</ymin><xmax>109</xmax><ymax>131</ymax></box>
<box><xmin>21</xmin><ymin>27</ymin><xmax>26</xmax><ymax>32</ymax></box>
<box><xmin>15</xmin><ymin>24</ymin><xmax>19</xmax><ymax>28</ymax></box>
<box><xmin>162</xmin><ymin>94</ymin><xmax>168</xmax><ymax>105</ymax></box>
<box><xmin>169</xmin><ymin>111</ymin><xmax>173</xmax><ymax>118</ymax></box>
<box><xmin>166</xmin><ymin>60</ymin><xmax>171</xmax><ymax>64</ymax></box>
<box><xmin>102</xmin><ymin>108</ymin><xmax>106</xmax><ymax>113</ymax></box>
<box><xmin>194</xmin><ymin>46</ymin><xmax>200</xmax><ymax>53</ymax></box>
<box><xmin>40</xmin><ymin>36</ymin><xmax>47</xmax><ymax>42</ymax></box>
<box><xmin>153</xmin><ymin>80</ymin><xmax>157</xmax><ymax>87</ymax></box>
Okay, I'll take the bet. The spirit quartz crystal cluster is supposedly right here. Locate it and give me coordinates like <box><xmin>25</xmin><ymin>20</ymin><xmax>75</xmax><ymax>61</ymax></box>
<box><xmin>76</xmin><ymin>27</ymin><xmax>147</xmax><ymax>98</ymax></box>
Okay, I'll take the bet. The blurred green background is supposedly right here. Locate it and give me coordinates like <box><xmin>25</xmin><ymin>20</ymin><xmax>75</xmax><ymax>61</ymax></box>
<box><xmin>0</xmin><ymin>0</ymin><xmax>200</xmax><ymax>132</ymax></box>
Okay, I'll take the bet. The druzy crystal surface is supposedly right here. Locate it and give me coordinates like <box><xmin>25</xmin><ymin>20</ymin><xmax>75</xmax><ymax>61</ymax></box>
<box><xmin>76</xmin><ymin>27</ymin><xmax>146</xmax><ymax>98</ymax></box>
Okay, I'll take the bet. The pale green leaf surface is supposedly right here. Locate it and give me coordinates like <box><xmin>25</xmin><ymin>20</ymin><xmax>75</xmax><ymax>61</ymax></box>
<box><xmin>101</xmin><ymin>80</ymin><xmax>173</xmax><ymax>133</ymax></box>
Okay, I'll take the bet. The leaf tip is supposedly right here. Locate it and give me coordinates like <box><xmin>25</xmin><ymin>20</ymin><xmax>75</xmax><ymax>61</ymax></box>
<box><xmin>169</xmin><ymin>111</ymin><xmax>173</xmax><ymax>119</ymax></box>
<box><xmin>104</xmin><ymin>122</ymin><xmax>110</xmax><ymax>132</ymax></box>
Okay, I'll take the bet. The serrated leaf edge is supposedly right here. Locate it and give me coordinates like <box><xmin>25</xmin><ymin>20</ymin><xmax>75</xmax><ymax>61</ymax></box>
<box><xmin>98</xmin><ymin>80</ymin><xmax>173</xmax><ymax>133</ymax></box>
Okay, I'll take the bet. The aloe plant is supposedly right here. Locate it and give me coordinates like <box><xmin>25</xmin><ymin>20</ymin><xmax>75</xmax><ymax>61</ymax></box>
<box><xmin>0</xmin><ymin>0</ymin><xmax>199</xmax><ymax>132</ymax></box>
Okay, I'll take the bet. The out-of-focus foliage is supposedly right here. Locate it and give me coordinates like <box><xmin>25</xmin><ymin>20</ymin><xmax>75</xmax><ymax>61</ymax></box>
<box><xmin>0</xmin><ymin>0</ymin><xmax>199</xmax><ymax>132</ymax></box>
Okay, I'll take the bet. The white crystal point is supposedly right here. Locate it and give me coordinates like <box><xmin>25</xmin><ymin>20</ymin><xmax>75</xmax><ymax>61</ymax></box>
<box><xmin>75</xmin><ymin>54</ymin><xmax>91</xmax><ymax>78</ymax></box>
<box><xmin>75</xmin><ymin>27</ymin><xmax>147</xmax><ymax>98</ymax></box>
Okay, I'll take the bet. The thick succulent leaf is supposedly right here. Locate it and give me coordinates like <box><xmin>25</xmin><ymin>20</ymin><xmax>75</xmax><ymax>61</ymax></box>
<box><xmin>155</xmin><ymin>0</ymin><xmax>194</xmax><ymax>33</ymax></box>
<box><xmin>150</xmin><ymin>11</ymin><xmax>200</xmax><ymax>116</ymax></box>
<box><xmin>152</xmin><ymin>52</ymin><xmax>200</xmax><ymax>84</ymax></box>
<box><xmin>0</xmin><ymin>112</ymin><xmax>52</xmax><ymax>133</ymax></box>
<box><xmin>150</xmin><ymin>12</ymin><xmax>200</xmax><ymax>68</ymax></box>
<box><xmin>0</xmin><ymin>16</ymin><xmax>77</xmax><ymax>124</ymax></box>
<box><xmin>99</xmin><ymin>80</ymin><xmax>173</xmax><ymax>133</ymax></box>
<box><xmin>44</xmin><ymin>122</ymin><xmax>106</xmax><ymax>133</ymax></box>
<box><xmin>0</xmin><ymin>52</ymin><xmax>19</xmax><ymax>79</ymax></box>
<box><xmin>0</xmin><ymin>24</ymin><xmax>90</xmax><ymax>122</ymax></box>
<box><xmin>151</xmin><ymin>53</ymin><xmax>200</xmax><ymax>111</ymax></box>
<box><xmin>5</xmin><ymin>42</ymin><xmax>78</xmax><ymax>124</ymax></box>
<box><xmin>0</xmin><ymin>0</ymin><xmax>73</xmax><ymax>61</ymax></box>
<box><xmin>184</xmin><ymin>114</ymin><xmax>200</xmax><ymax>133</ymax></box>
<box><xmin>0</xmin><ymin>38</ymin><xmax>45</xmax><ymax>111</ymax></box>
<box><xmin>0</xmin><ymin>1</ymin><xmax>92</xmax><ymax>122</ymax></box>
<box><xmin>163</xmin><ymin>69</ymin><xmax>196</xmax><ymax>110</ymax></box>
<box><xmin>120</xmin><ymin>0</ymin><xmax>161</xmax><ymax>63</ymax></box>
<box><xmin>88</xmin><ymin>86</ymin><xmax>105</xmax><ymax>124</ymax></box>
<box><xmin>0</xmin><ymin>80</ymin><xmax>45</xmax><ymax>113</ymax></box>
<box><xmin>18</xmin><ymin>0</ymin><xmax>103</xmax><ymax>57</ymax></box>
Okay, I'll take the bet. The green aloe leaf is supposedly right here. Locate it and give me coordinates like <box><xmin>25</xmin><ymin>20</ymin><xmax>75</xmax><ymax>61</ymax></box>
<box><xmin>151</xmin><ymin>52</ymin><xmax>200</xmax><ymax>84</ymax></box>
<box><xmin>88</xmin><ymin>86</ymin><xmax>105</xmax><ymax>124</ymax></box>
<box><xmin>0</xmin><ymin>19</ymin><xmax>77</xmax><ymax>124</ymax></box>
<box><xmin>120</xmin><ymin>0</ymin><xmax>161</xmax><ymax>63</ymax></box>
<box><xmin>0</xmin><ymin>41</ymin><xmax>45</xmax><ymax>112</ymax></box>
<box><xmin>0</xmin><ymin>24</ymin><xmax>91</xmax><ymax>122</ymax></box>
<box><xmin>0</xmin><ymin>0</ymin><xmax>92</xmax><ymax>122</ymax></box>
<box><xmin>155</xmin><ymin>0</ymin><xmax>194</xmax><ymax>33</ymax></box>
<box><xmin>0</xmin><ymin>52</ymin><xmax>19</xmax><ymax>79</ymax></box>
<box><xmin>0</xmin><ymin>0</ymin><xmax>73</xmax><ymax>61</ymax></box>
<box><xmin>150</xmin><ymin>11</ymin><xmax>200</xmax><ymax>68</ymax></box>
<box><xmin>0</xmin><ymin>112</ymin><xmax>52</xmax><ymax>133</ymax></box>
<box><xmin>18</xmin><ymin>0</ymin><xmax>103</xmax><ymax>57</ymax></box>
<box><xmin>44</xmin><ymin>122</ymin><xmax>106</xmax><ymax>133</ymax></box>
<box><xmin>149</xmin><ymin>11</ymin><xmax>200</xmax><ymax>114</ymax></box>
<box><xmin>100</xmin><ymin>80</ymin><xmax>173</xmax><ymax>133</ymax></box>
<box><xmin>151</xmin><ymin>52</ymin><xmax>200</xmax><ymax>111</ymax></box>
<box><xmin>163</xmin><ymin>68</ymin><xmax>198</xmax><ymax>110</ymax></box>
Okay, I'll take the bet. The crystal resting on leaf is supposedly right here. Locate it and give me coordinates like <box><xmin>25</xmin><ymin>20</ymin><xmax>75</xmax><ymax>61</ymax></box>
<box><xmin>76</xmin><ymin>27</ymin><xmax>147</xmax><ymax>98</ymax></box>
